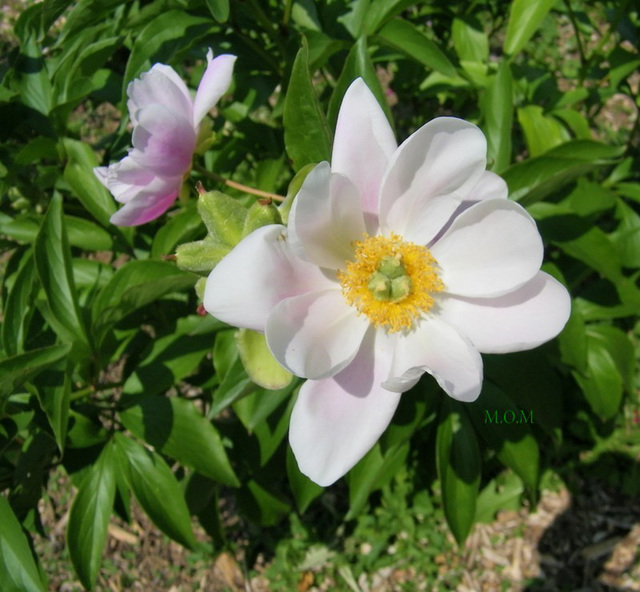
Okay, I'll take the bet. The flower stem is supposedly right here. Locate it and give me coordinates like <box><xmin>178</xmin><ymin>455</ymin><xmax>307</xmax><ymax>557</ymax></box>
<box><xmin>195</xmin><ymin>166</ymin><xmax>285</xmax><ymax>202</ymax></box>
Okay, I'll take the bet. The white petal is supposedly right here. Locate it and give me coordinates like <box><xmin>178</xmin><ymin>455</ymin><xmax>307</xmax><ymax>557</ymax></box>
<box><xmin>266</xmin><ymin>289</ymin><xmax>369</xmax><ymax>380</ymax></box>
<box><xmin>379</xmin><ymin>117</ymin><xmax>487</xmax><ymax>239</ymax></box>
<box><xmin>289</xmin><ymin>163</ymin><xmax>366</xmax><ymax>269</ymax></box>
<box><xmin>192</xmin><ymin>52</ymin><xmax>236</xmax><ymax>126</ymax></box>
<box><xmin>130</xmin><ymin>104</ymin><xmax>196</xmax><ymax>177</ymax></box>
<box><xmin>289</xmin><ymin>330</ymin><xmax>401</xmax><ymax>486</ymax></box>
<box><xmin>203</xmin><ymin>225</ymin><xmax>333</xmax><ymax>331</ymax></box>
<box><xmin>466</xmin><ymin>170</ymin><xmax>509</xmax><ymax>201</ymax></box>
<box><xmin>383</xmin><ymin>316</ymin><xmax>483</xmax><ymax>402</ymax></box>
<box><xmin>127</xmin><ymin>64</ymin><xmax>193</xmax><ymax>126</ymax></box>
<box><xmin>437</xmin><ymin>271</ymin><xmax>571</xmax><ymax>353</ymax></box>
<box><xmin>331</xmin><ymin>78</ymin><xmax>397</xmax><ymax>216</ymax></box>
<box><xmin>94</xmin><ymin>156</ymin><xmax>166</xmax><ymax>204</ymax></box>
<box><xmin>431</xmin><ymin>199</ymin><xmax>542</xmax><ymax>298</ymax></box>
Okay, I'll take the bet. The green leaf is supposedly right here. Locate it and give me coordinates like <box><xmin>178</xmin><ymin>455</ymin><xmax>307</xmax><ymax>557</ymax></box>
<box><xmin>503</xmin><ymin>140</ymin><xmax>623</xmax><ymax>205</ymax></box>
<box><xmin>568</xmin><ymin>178</ymin><xmax>617</xmax><ymax>216</ymax></box>
<box><xmin>0</xmin><ymin>344</ymin><xmax>72</xmax><ymax>404</ymax></box>
<box><xmin>34</xmin><ymin>194</ymin><xmax>89</xmax><ymax>346</ymax></box>
<box><xmin>205</xmin><ymin>0</ymin><xmax>229</xmax><ymax>22</ymax></box>
<box><xmin>15</xmin><ymin>35</ymin><xmax>52</xmax><ymax>115</ymax></box>
<box><xmin>612</xmin><ymin>199</ymin><xmax>640</xmax><ymax>268</ymax></box>
<box><xmin>574</xmin><ymin>335</ymin><xmax>623</xmax><ymax>420</ymax></box>
<box><xmin>436</xmin><ymin>398</ymin><xmax>480</xmax><ymax>544</ymax></box>
<box><xmin>62</xmin><ymin>138</ymin><xmax>116</xmax><ymax>227</ymax></box>
<box><xmin>517</xmin><ymin>105</ymin><xmax>570</xmax><ymax>157</ymax></box>
<box><xmin>0</xmin><ymin>496</ymin><xmax>47</xmax><ymax>592</ymax></box>
<box><xmin>469</xmin><ymin>383</ymin><xmax>539</xmax><ymax>491</ymax></box>
<box><xmin>235</xmin><ymin>329</ymin><xmax>293</xmax><ymax>390</ymax></box>
<box><xmin>481</xmin><ymin>61</ymin><xmax>513</xmax><ymax>172</ymax></box>
<box><xmin>122</xmin><ymin>316</ymin><xmax>214</xmax><ymax>397</ymax></box>
<box><xmin>33</xmin><ymin>366</ymin><xmax>71</xmax><ymax>453</ymax></box>
<box><xmin>1</xmin><ymin>252</ymin><xmax>38</xmax><ymax>356</ymax></box>
<box><xmin>114</xmin><ymin>434</ymin><xmax>197</xmax><ymax>548</ymax></box>
<box><xmin>67</xmin><ymin>441</ymin><xmax>116</xmax><ymax>590</ymax></box>
<box><xmin>236</xmin><ymin>479</ymin><xmax>290</xmax><ymax>526</ymax></box>
<box><xmin>362</xmin><ymin>0</ymin><xmax>416</xmax><ymax>34</ymax></box>
<box><xmin>119</xmin><ymin>396</ymin><xmax>239</xmax><ymax>487</ymax></box>
<box><xmin>287</xmin><ymin>448</ymin><xmax>324</xmax><ymax>513</ymax></box>
<box><xmin>327</xmin><ymin>36</ymin><xmax>392</xmax><ymax>131</ymax></box>
<box><xmin>91</xmin><ymin>260</ymin><xmax>196</xmax><ymax>341</ymax></box>
<box><xmin>123</xmin><ymin>10</ymin><xmax>211</xmax><ymax>95</ymax></box>
<box><xmin>451</xmin><ymin>17</ymin><xmax>488</xmax><ymax>63</ymax></box>
<box><xmin>504</xmin><ymin>0</ymin><xmax>557</xmax><ymax>57</ymax></box>
<box><xmin>586</xmin><ymin>325</ymin><xmax>635</xmax><ymax>393</ymax></box>
<box><xmin>377</xmin><ymin>19</ymin><xmax>456</xmax><ymax>76</ymax></box>
<box><xmin>151</xmin><ymin>206</ymin><xmax>203</xmax><ymax>259</ymax></box>
<box><xmin>283</xmin><ymin>37</ymin><xmax>332</xmax><ymax>171</ymax></box>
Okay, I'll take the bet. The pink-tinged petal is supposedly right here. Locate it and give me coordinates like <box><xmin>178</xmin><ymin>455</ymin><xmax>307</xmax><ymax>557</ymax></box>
<box><xmin>110</xmin><ymin>185</ymin><xmax>179</xmax><ymax>226</ymax></box>
<box><xmin>431</xmin><ymin>199</ymin><xmax>543</xmax><ymax>298</ymax></box>
<box><xmin>437</xmin><ymin>271</ymin><xmax>571</xmax><ymax>354</ymax></box>
<box><xmin>192</xmin><ymin>51</ymin><xmax>236</xmax><ymax>127</ymax></box>
<box><xmin>203</xmin><ymin>225</ymin><xmax>334</xmax><ymax>332</ymax></box>
<box><xmin>127</xmin><ymin>64</ymin><xmax>193</xmax><ymax>126</ymax></box>
<box><xmin>130</xmin><ymin>104</ymin><xmax>196</xmax><ymax>177</ymax></box>
<box><xmin>383</xmin><ymin>316</ymin><xmax>483</xmax><ymax>402</ymax></box>
<box><xmin>94</xmin><ymin>157</ymin><xmax>158</xmax><ymax>204</ymax></box>
<box><xmin>289</xmin><ymin>330</ymin><xmax>401</xmax><ymax>486</ymax></box>
<box><xmin>289</xmin><ymin>163</ymin><xmax>366</xmax><ymax>270</ymax></box>
<box><xmin>331</xmin><ymin>78</ymin><xmax>397</xmax><ymax>216</ymax></box>
<box><xmin>266</xmin><ymin>289</ymin><xmax>369</xmax><ymax>380</ymax></box>
<box><xmin>466</xmin><ymin>170</ymin><xmax>508</xmax><ymax>201</ymax></box>
<box><xmin>379</xmin><ymin>117</ymin><xmax>487</xmax><ymax>239</ymax></box>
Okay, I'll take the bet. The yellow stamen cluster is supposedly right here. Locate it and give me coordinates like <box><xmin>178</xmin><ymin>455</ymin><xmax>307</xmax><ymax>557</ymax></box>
<box><xmin>337</xmin><ymin>234</ymin><xmax>444</xmax><ymax>333</ymax></box>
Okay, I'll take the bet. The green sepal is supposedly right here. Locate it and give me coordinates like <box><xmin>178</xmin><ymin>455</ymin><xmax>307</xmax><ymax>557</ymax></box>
<box><xmin>242</xmin><ymin>199</ymin><xmax>283</xmax><ymax>237</ymax></box>
<box><xmin>235</xmin><ymin>328</ymin><xmax>293</xmax><ymax>390</ymax></box>
<box><xmin>197</xmin><ymin>190</ymin><xmax>247</xmax><ymax>247</ymax></box>
<box><xmin>175</xmin><ymin>238</ymin><xmax>230</xmax><ymax>275</ymax></box>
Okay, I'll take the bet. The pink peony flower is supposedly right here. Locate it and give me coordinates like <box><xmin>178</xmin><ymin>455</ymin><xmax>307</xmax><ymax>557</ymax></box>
<box><xmin>203</xmin><ymin>78</ymin><xmax>571</xmax><ymax>486</ymax></box>
<box><xmin>95</xmin><ymin>50</ymin><xmax>236</xmax><ymax>226</ymax></box>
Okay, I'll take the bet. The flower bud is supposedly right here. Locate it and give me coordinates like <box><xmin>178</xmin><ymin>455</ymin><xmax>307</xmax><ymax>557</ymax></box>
<box><xmin>176</xmin><ymin>238</ymin><xmax>230</xmax><ymax>275</ymax></box>
<box><xmin>242</xmin><ymin>198</ymin><xmax>282</xmax><ymax>237</ymax></box>
<box><xmin>198</xmin><ymin>190</ymin><xmax>247</xmax><ymax>247</ymax></box>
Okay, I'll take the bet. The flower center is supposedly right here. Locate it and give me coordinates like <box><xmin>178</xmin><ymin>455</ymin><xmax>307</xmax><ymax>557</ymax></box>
<box><xmin>337</xmin><ymin>234</ymin><xmax>444</xmax><ymax>333</ymax></box>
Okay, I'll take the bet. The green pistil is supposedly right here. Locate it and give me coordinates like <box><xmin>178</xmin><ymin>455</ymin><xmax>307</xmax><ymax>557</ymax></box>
<box><xmin>368</xmin><ymin>255</ymin><xmax>413</xmax><ymax>302</ymax></box>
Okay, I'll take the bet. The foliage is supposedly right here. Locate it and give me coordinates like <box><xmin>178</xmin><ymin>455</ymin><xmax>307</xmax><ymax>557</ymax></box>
<box><xmin>1</xmin><ymin>0</ymin><xmax>639</xmax><ymax>588</ymax></box>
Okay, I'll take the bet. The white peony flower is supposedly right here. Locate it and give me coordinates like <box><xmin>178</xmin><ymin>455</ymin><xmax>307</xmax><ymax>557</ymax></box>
<box><xmin>204</xmin><ymin>78</ymin><xmax>571</xmax><ymax>486</ymax></box>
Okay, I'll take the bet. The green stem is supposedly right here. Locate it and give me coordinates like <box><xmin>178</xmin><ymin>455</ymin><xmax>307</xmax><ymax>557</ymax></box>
<box><xmin>563</xmin><ymin>0</ymin><xmax>586</xmax><ymax>72</ymax></box>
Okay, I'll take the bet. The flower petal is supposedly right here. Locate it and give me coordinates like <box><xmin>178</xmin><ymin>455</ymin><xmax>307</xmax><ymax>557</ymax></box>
<box><xmin>431</xmin><ymin>199</ymin><xmax>542</xmax><ymax>298</ymax></box>
<box><xmin>437</xmin><ymin>271</ymin><xmax>571</xmax><ymax>353</ymax></box>
<box><xmin>331</xmin><ymin>78</ymin><xmax>397</xmax><ymax>216</ymax></box>
<box><xmin>130</xmin><ymin>104</ymin><xmax>196</xmax><ymax>177</ymax></box>
<box><xmin>94</xmin><ymin>157</ymin><xmax>160</xmax><ymax>204</ymax></box>
<box><xmin>289</xmin><ymin>163</ymin><xmax>366</xmax><ymax>269</ymax></box>
<box><xmin>127</xmin><ymin>64</ymin><xmax>193</xmax><ymax>126</ymax></box>
<box><xmin>109</xmin><ymin>183</ymin><xmax>180</xmax><ymax>226</ymax></box>
<box><xmin>289</xmin><ymin>330</ymin><xmax>401</xmax><ymax>486</ymax></box>
<box><xmin>192</xmin><ymin>51</ymin><xmax>236</xmax><ymax>127</ymax></box>
<box><xmin>379</xmin><ymin>117</ymin><xmax>487</xmax><ymax>240</ymax></box>
<box><xmin>466</xmin><ymin>170</ymin><xmax>509</xmax><ymax>201</ymax></box>
<box><xmin>383</xmin><ymin>316</ymin><xmax>483</xmax><ymax>402</ymax></box>
<box><xmin>266</xmin><ymin>289</ymin><xmax>369</xmax><ymax>380</ymax></box>
<box><xmin>203</xmin><ymin>225</ymin><xmax>334</xmax><ymax>331</ymax></box>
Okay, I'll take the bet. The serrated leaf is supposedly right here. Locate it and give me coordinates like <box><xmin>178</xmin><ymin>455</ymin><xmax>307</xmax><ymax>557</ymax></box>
<box><xmin>67</xmin><ymin>441</ymin><xmax>116</xmax><ymax>590</ymax></box>
<box><xmin>0</xmin><ymin>496</ymin><xmax>47</xmax><ymax>592</ymax></box>
<box><xmin>119</xmin><ymin>396</ymin><xmax>239</xmax><ymax>487</ymax></box>
<box><xmin>114</xmin><ymin>434</ymin><xmax>196</xmax><ymax>548</ymax></box>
